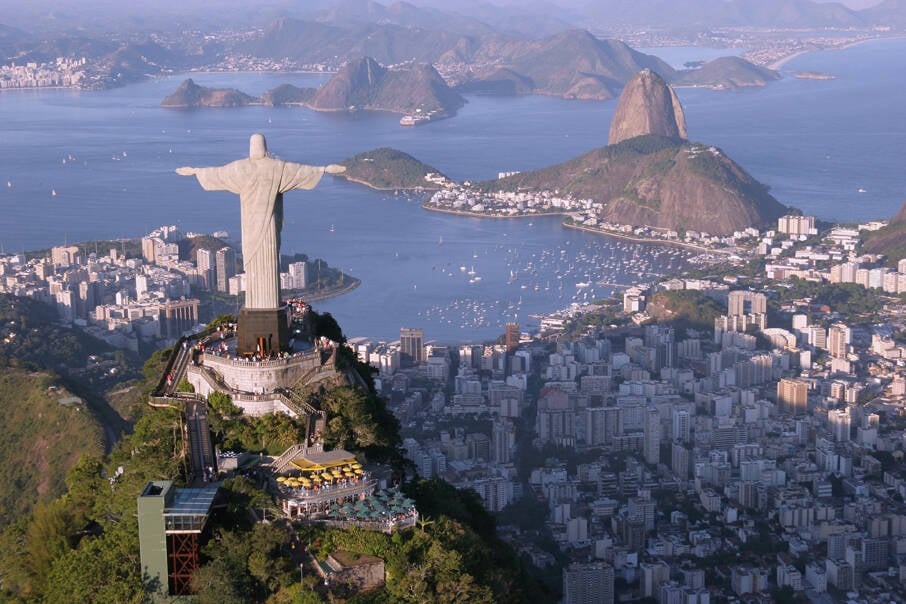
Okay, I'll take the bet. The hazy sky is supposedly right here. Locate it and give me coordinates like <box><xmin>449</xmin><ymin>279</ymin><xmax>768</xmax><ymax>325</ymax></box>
<box><xmin>0</xmin><ymin>0</ymin><xmax>889</xmax><ymax>34</ymax></box>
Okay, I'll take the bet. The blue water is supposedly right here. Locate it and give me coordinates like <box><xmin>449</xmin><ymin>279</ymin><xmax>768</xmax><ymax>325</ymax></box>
<box><xmin>1</xmin><ymin>39</ymin><xmax>904</xmax><ymax>341</ymax></box>
<box><xmin>637</xmin><ymin>46</ymin><xmax>747</xmax><ymax>70</ymax></box>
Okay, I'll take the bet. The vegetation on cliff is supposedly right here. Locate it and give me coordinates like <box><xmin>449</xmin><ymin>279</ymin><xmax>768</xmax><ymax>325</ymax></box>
<box><xmin>862</xmin><ymin>200</ymin><xmax>906</xmax><ymax>267</ymax></box>
<box><xmin>337</xmin><ymin>147</ymin><xmax>447</xmax><ymax>190</ymax></box>
<box><xmin>644</xmin><ymin>290</ymin><xmax>726</xmax><ymax>331</ymax></box>
<box><xmin>0</xmin><ymin>370</ymin><xmax>104</xmax><ymax>528</ymax></box>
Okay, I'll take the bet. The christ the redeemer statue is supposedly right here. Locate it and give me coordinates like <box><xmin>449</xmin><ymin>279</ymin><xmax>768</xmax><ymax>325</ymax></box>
<box><xmin>177</xmin><ymin>133</ymin><xmax>345</xmax><ymax>355</ymax></box>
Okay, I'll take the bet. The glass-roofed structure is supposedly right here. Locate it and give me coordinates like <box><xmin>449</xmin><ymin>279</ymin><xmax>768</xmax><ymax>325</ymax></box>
<box><xmin>138</xmin><ymin>480</ymin><xmax>220</xmax><ymax>598</ymax></box>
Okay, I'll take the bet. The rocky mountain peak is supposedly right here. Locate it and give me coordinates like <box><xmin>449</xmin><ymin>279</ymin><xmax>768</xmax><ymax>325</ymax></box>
<box><xmin>608</xmin><ymin>69</ymin><xmax>688</xmax><ymax>145</ymax></box>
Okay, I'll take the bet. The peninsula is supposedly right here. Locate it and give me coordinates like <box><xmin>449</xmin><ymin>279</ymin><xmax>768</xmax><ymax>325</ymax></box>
<box><xmin>335</xmin><ymin>148</ymin><xmax>448</xmax><ymax>191</ymax></box>
<box><xmin>337</xmin><ymin>70</ymin><xmax>789</xmax><ymax>238</ymax></box>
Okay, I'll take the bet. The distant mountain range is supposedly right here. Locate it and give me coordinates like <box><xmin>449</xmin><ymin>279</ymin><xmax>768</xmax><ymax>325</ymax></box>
<box><xmin>2</xmin><ymin>0</ymin><xmax>905</xmax><ymax>41</ymax></box>
<box><xmin>2</xmin><ymin>0</ymin><xmax>903</xmax><ymax>94</ymax></box>
<box><xmin>574</xmin><ymin>0</ymin><xmax>903</xmax><ymax>30</ymax></box>
<box><xmin>243</xmin><ymin>25</ymin><xmax>781</xmax><ymax>100</ymax></box>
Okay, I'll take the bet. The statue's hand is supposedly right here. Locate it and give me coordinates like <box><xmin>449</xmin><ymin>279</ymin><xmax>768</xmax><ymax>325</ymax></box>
<box><xmin>176</xmin><ymin>166</ymin><xmax>197</xmax><ymax>176</ymax></box>
<box><xmin>325</xmin><ymin>164</ymin><xmax>346</xmax><ymax>175</ymax></box>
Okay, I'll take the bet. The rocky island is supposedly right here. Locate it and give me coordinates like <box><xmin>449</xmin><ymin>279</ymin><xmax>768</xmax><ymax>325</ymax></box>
<box><xmin>163</xmin><ymin>58</ymin><xmax>464</xmax><ymax>123</ymax></box>
<box><xmin>672</xmin><ymin>56</ymin><xmax>781</xmax><ymax>89</ymax></box>
<box><xmin>160</xmin><ymin>78</ymin><xmax>256</xmax><ymax>108</ymax></box>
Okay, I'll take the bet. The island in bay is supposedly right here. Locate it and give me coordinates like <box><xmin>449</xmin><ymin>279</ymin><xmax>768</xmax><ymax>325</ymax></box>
<box><xmin>161</xmin><ymin>57</ymin><xmax>465</xmax><ymax>124</ymax></box>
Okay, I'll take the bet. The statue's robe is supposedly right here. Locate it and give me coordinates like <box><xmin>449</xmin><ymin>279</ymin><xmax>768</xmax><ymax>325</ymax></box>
<box><xmin>193</xmin><ymin>159</ymin><xmax>324</xmax><ymax>309</ymax></box>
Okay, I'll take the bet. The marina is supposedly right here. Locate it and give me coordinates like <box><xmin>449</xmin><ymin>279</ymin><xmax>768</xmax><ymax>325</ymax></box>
<box><xmin>413</xmin><ymin>234</ymin><xmax>691</xmax><ymax>336</ymax></box>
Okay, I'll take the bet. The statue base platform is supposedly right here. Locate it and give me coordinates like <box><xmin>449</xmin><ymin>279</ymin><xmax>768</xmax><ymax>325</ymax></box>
<box><xmin>238</xmin><ymin>307</ymin><xmax>290</xmax><ymax>357</ymax></box>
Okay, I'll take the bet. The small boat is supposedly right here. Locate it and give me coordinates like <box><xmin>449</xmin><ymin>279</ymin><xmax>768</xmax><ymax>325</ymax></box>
<box><xmin>329</xmin><ymin>225</ymin><xmax>335</xmax><ymax>233</ymax></box>
<box><xmin>858</xmin><ymin>188</ymin><xmax>867</xmax><ymax>193</ymax></box>
<box><xmin>51</xmin><ymin>188</ymin><xmax>57</xmax><ymax>197</ymax></box>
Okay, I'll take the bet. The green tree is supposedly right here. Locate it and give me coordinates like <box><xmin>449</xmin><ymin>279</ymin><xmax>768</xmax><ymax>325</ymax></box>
<box><xmin>193</xmin><ymin>557</ymin><xmax>253</xmax><ymax>604</ymax></box>
<box><xmin>208</xmin><ymin>391</ymin><xmax>241</xmax><ymax>417</ymax></box>
<box><xmin>43</xmin><ymin>518</ymin><xmax>143</xmax><ymax>603</ymax></box>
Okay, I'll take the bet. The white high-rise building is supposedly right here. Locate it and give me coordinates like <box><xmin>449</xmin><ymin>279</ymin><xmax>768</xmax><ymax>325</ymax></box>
<box><xmin>827</xmin><ymin>323</ymin><xmax>851</xmax><ymax>359</ymax></box>
<box><xmin>287</xmin><ymin>261</ymin><xmax>308</xmax><ymax>290</ymax></box>
<box><xmin>830</xmin><ymin>408</ymin><xmax>851</xmax><ymax>442</ymax></box>
<box><xmin>672</xmin><ymin>408</ymin><xmax>690</xmax><ymax>442</ymax></box>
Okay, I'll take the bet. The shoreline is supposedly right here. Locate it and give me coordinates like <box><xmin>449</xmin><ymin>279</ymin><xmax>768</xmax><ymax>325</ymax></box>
<box><xmin>336</xmin><ymin>176</ymin><xmax>439</xmax><ymax>193</ymax></box>
<box><xmin>295</xmin><ymin>277</ymin><xmax>361</xmax><ymax>303</ymax></box>
<box><xmin>561</xmin><ymin>222</ymin><xmax>733</xmax><ymax>254</ymax></box>
<box><xmin>422</xmin><ymin>203</ymin><xmax>563</xmax><ymax>220</ymax></box>
<box><xmin>768</xmin><ymin>35</ymin><xmax>906</xmax><ymax>70</ymax></box>
<box><xmin>423</xmin><ymin>202</ymin><xmax>733</xmax><ymax>253</ymax></box>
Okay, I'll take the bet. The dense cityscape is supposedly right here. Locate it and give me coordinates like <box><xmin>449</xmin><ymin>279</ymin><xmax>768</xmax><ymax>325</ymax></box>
<box><xmin>2</xmin><ymin>1</ymin><xmax>906</xmax><ymax>603</ymax></box>
<box><xmin>5</xmin><ymin>204</ymin><xmax>906</xmax><ymax>601</ymax></box>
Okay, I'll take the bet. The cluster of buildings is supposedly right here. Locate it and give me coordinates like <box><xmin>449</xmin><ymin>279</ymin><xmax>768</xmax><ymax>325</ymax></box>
<box><xmin>762</xmin><ymin>215</ymin><xmax>906</xmax><ymax>294</ymax></box>
<box><xmin>0</xmin><ymin>237</ymin><xmax>198</xmax><ymax>351</ymax></box>
<box><xmin>0</xmin><ymin>57</ymin><xmax>86</xmax><ymax>89</ymax></box>
<box><xmin>0</xmin><ymin>226</ymin><xmax>320</xmax><ymax>351</ymax></box>
<box><xmin>337</xmin><ymin>210</ymin><xmax>906</xmax><ymax>603</ymax></box>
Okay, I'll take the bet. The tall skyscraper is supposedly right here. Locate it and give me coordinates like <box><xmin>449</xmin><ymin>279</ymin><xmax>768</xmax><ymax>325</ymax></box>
<box><xmin>827</xmin><ymin>323</ymin><xmax>851</xmax><ymax>359</ymax></box>
<box><xmin>288</xmin><ymin>261</ymin><xmax>308</xmax><ymax>290</ymax></box>
<box><xmin>196</xmin><ymin>248</ymin><xmax>215</xmax><ymax>290</ymax></box>
<box><xmin>830</xmin><ymin>408</ymin><xmax>851</xmax><ymax>442</ymax></box>
<box><xmin>491</xmin><ymin>418</ymin><xmax>516</xmax><ymax>465</ymax></box>
<box><xmin>215</xmin><ymin>247</ymin><xmax>236</xmax><ymax>293</ymax></box>
<box><xmin>505</xmin><ymin>322</ymin><xmax>520</xmax><ymax>353</ymax></box>
<box><xmin>400</xmin><ymin>327</ymin><xmax>424</xmax><ymax>367</ymax></box>
<box><xmin>672</xmin><ymin>408</ymin><xmax>690</xmax><ymax>442</ymax></box>
<box><xmin>777</xmin><ymin>378</ymin><xmax>809</xmax><ymax>415</ymax></box>
<box><xmin>563</xmin><ymin>563</ymin><xmax>614</xmax><ymax>604</ymax></box>
<box><xmin>644</xmin><ymin>407</ymin><xmax>661</xmax><ymax>465</ymax></box>
<box><xmin>728</xmin><ymin>290</ymin><xmax>767</xmax><ymax>316</ymax></box>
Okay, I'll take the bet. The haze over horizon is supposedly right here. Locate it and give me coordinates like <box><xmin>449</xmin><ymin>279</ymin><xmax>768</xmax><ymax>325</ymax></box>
<box><xmin>0</xmin><ymin>0</ymin><xmax>893</xmax><ymax>33</ymax></box>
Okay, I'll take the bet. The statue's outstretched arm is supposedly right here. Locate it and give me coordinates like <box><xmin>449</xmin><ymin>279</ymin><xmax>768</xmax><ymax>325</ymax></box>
<box><xmin>280</xmin><ymin>162</ymin><xmax>327</xmax><ymax>192</ymax></box>
<box><xmin>178</xmin><ymin>162</ymin><xmax>244</xmax><ymax>194</ymax></box>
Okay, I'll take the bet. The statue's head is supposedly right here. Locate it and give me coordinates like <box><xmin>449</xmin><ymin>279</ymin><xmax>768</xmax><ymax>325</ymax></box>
<box><xmin>249</xmin><ymin>133</ymin><xmax>268</xmax><ymax>159</ymax></box>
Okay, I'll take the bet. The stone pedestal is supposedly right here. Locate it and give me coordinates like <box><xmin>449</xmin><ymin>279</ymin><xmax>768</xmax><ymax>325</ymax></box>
<box><xmin>238</xmin><ymin>307</ymin><xmax>290</xmax><ymax>356</ymax></box>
